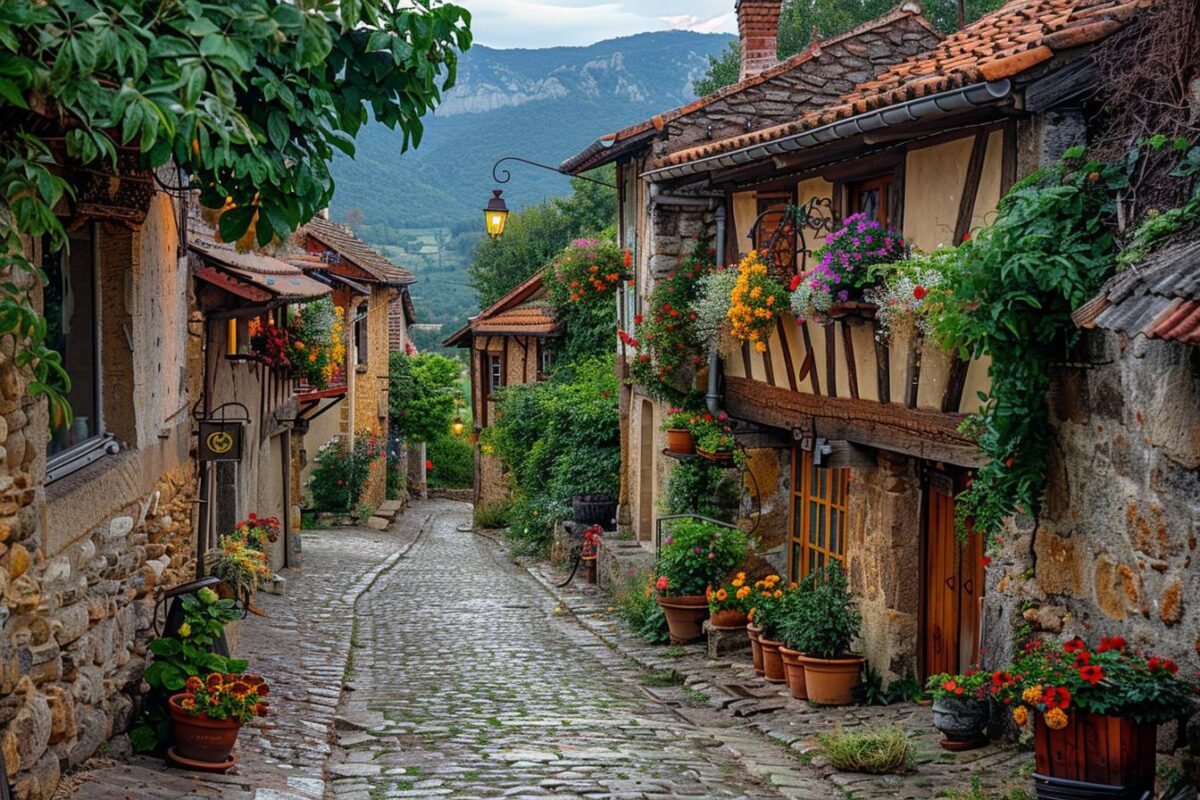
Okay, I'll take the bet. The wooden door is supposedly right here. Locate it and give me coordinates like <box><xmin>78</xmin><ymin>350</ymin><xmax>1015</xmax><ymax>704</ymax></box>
<box><xmin>922</xmin><ymin>472</ymin><xmax>983</xmax><ymax>678</ymax></box>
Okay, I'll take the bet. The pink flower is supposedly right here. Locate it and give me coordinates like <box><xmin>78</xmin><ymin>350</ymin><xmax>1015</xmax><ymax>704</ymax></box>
<box><xmin>694</xmin><ymin>546</ymin><xmax>702</xmax><ymax>554</ymax></box>
<box><xmin>655</xmin><ymin>576</ymin><xmax>669</xmax><ymax>591</ymax></box>
<box><xmin>708</xmin><ymin>552</ymin><xmax>715</xmax><ymax>559</ymax></box>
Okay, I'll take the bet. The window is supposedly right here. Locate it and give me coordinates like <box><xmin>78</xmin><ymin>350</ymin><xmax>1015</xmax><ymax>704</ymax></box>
<box><xmin>849</xmin><ymin>174</ymin><xmax>894</xmax><ymax>227</ymax></box>
<box><xmin>354</xmin><ymin>308</ymin><xmax>368</xmax><ymax>366</ymax></box>
<box><xmin>539</xmin><ymin>344</ymin><xmax>554</xmax><ymax>377</ymax></box>
<box><xmin>788</xmin><ymin>446</ymin><xmax>850</xmax><ymax>580</ymax></box>
<box><xmin>489</xmin><ymin>354</ymin><xmax>503</xmax><ymax>391</ymax></box>
<box><xmin>44</xmin><ymin>226</ymin><xmax>100</xmax><ymax>459</ymax></box>
<box><xmin>754</xmin><ymin>192</ymin><xmax>797</xmax><ymax>278</ymax></box>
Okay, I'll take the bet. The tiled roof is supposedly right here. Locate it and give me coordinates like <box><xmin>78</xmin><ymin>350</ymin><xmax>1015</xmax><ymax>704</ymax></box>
<box><xmin>443</xmin><ymin>267</ymin><xmax>561</xmax><ymax>346</ymax></box>
<box><xmin>561</xmin><ymin>2</ymin><xmax>938</xmax><ymax>174</ymax></box>
<box><xmin>301</xmin><ymin>216</ymin><xmax>415</xmax><ymax>286</ymax></box>
<box><xmin>658</xmin><ymin>0</ymin><xmax>1150</xmax><ymax>171</ymax></box>
<box><xmin>1074</xmin><ymin>237</ymin><xmax>1200</xmax><ymax>346</ymax></box>
<box><xmin>189</xmin><ymin>233</ymin><xmax>331</xmax><ymax>302</ymax></box>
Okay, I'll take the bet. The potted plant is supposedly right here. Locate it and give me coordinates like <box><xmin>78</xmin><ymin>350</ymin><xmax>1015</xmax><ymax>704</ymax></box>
<box><xmin>926</xmin><ymin>668</ymin><xmax>991</xmax><ymax>751</ymax></box>
<box><xmin>792</xmin><ymin>563</ymin><xmax>863</xmax><ymax>705</ymax></box>
<box><xmin>990</xmin><ymin>635</ymin><xmax>1195</xmax><ymax>797</ymax></box>
<box><xmin>661</xmin><ymin>408</ymin><xmax>698</xmax><ymax>455</ymax></box>
<box><xmin>748</xmin><ymin>575</ymin><xmax>789</xmax><ymax>684</ymax></box>
<box><xmin>581</xmin><ymin>525</ymin><xmax>601</xmax><ymax>584</ymax></box>
<box><xmin>789</xmin><ymin>213</ymin><xmax>907</xmax><ymax>323</ymax></box>
<box><xmin>169</xmin><ymin>672</ymin><xmax>270</xmax><ymax>769</ymax></box>
<box><xmin>707</xmin><ymin>572</ymin><xmax>751</xmax><ymax>629</ymax></box>
<box><xmin>775</xmin><ymin>574</ymin><xmax>817</xmax><ymax>700</ymax></box>
<box><xmin>690</xmin><ymin>414</ymin><xmax>739</xmax><ymax>464</ymax></box>
<box><xmin>653</xmin><ymin>519</ymin><xmax>748</xmax><ymax>643</ymax></box>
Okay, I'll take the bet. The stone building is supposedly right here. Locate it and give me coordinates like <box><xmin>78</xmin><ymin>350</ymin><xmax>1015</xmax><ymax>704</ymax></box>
<box><xmin>444</xmin><ymin>268</ymin><xmax>562</xmax><ymax>509</ymax></box>
<box><xmin>291</xmin><ymin>217</ymin><xmax>416</xmax><ymax>511</ymax></box>
<box><xmin>0</xmin><ymin>163</ymin><xmax>198</xmax><ymax>798</ymax></box>
<box><xmin>563</xmin><ymin>0</ymin><xmax>1173</xmax><ymax>685</ymax></box>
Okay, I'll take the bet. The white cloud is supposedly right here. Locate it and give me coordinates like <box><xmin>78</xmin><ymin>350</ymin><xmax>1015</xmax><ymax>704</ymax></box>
<box><xmin>466</xmin><ymin>0</ymin><xmax>738</xmax><ymax>48</ymax></box>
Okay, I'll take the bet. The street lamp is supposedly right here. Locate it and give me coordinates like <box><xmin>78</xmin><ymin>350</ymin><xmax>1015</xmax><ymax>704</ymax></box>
<box><xmin>451</xmin><ymin>416</ymin><xmax>465</xmax><ymax>437</ymax></box>
<box><xmin>484</xmin><ymin>190</ymin><xmax>509</xmax><ymax>240</ymax></box>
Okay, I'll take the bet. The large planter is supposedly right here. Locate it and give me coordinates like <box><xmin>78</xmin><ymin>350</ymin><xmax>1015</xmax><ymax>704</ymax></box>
<box><xmin>665</xmin><ymin>428</ymin><xmax>695</xmax><ymax>455</ymax></box>
<box><xmin>932</xmin><ymin>697</ymin><xmax>988</xmax><ymax>751</ymax></box>
<box><xmin>779</xmin><ymin>646</ymin><xmax>807</xmax><ymax>700</ymax></box>
<box><xmin>656</xmin><ymin>595</ymin><xmax>709</xmax><ymax>643</ymax></box>
<box><xmin>168</xmin><ymin>694</ymin><xmax>241</xmax><ymax>767</ymax></box>
<box><xmin>758</xmin><ymin>636</ymin><xmax>787</xmax><ymax>684</ymax></box>
<box><xmin>746</xmin><ymin>624</ymin><xmax>765</xmax><ymax>676</ymax></box>
<box><xmin>1032</xmin><ymin>712</ymin><xmax>1155</xmax><ymax>800</ymax></box>
<box><xmin>572</xmin><ymin>495</ymin><xmax>617</xmax><ymax>528</ymax></box>
<box><xmin>797</xmin><ymin>654</ymin><xmax>864</xmax><ymax>705</ymax></box>
<box><xmin>709</xmin><ymin>609</ymin><xmax>749</xmax><ymax>629</ymax></box>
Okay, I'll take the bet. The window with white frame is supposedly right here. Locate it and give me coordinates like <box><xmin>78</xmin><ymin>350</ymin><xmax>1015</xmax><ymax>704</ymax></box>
<box><xmin>489</xmin><ymin>353</ymin><xmax>503</xmax><ymax>391</ymax></box>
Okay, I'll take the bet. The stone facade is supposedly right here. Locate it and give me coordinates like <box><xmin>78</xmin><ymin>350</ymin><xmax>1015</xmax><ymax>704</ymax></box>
<box><xmin>982</xmin><ymin>331</ymin><xmax>1200</xmax><ymax>673</ymax></box>
<box><xmin>352</xmin><ymin>285</ymin><xmax>396</xmax><ymax>511</ymax></box>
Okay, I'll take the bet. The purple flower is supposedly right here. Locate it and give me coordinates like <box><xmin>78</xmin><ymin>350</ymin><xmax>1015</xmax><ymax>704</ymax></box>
<box><xmin>838</xmin><ymin>290</ymin><xmax>849</xmax><ymax>301</ymax></box>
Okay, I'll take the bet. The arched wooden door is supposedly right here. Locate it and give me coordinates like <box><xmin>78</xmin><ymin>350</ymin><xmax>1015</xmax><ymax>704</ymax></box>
<box><xmin>922</xmin><ymin>471</ymin><xmax>984</xmax><ymax>678</ymax></box>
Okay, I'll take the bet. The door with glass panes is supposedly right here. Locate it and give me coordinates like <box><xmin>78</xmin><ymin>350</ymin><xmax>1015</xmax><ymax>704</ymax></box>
<box><xmin>788</xmin><ymin>446</ymin><xmax>850</xmax><ymax>580</ymax></box>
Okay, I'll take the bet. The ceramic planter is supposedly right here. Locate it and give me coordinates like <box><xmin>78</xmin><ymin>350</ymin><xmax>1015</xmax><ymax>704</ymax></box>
<box><xmin>797</xmin><ymin>654</ymin><xmax>864</xmax><ymax>705</ymax></box>
<box><xmin>582</xmin><ymin>556</ymin><xmax>598</xmax><ymax>584</ymax></box>
<box><xmin>931</xmin><ymin>696</ymin><xmax>988</xmax><ymax>751</ymax></box>
<box><xmin>656</xmin><ymin>595</ymin><xmax>709</xmax><ymax>643</ymax></box>
<box><xmin>709</xmin><ymin>609</ymin><xmax>749</xmax><ymax>629</ymax></box>
<box><xmin>758</xmin><ymin>636</ymin><xmax>787</xmax><ymax>684</ymax></box>
<box><xmin>778</xmin><ymin>646</ymin><xmax>807</xmax><ymax>700</ymax></box>
<box><xmin>1032</xmin><ymin>712</ymin><xmax>1155</xmax><ymax>800</ymax></box>
<box><xmin>746</xmin><ymin>624</ymin><xmax>764</xmax><ymax>676</ymax></box>
<box><xmin>168</xmin><ymin>694</ymin><xmax>241</xmax><ymax>767</ymax></box>
<box><xmin>665</xmin><ymin>428</ymin><xmax>695</xmax><ymax>455</ymax></box>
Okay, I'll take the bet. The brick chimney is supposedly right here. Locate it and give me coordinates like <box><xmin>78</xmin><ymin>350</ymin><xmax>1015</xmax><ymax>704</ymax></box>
<box><xmin>737</xmin><ymin>0</ymin><xmax>782</xmax><ymax>81</ymax></box>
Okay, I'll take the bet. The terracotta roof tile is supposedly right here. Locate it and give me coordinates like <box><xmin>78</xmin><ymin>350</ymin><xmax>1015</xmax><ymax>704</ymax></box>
<box><xmin>443</xmin><ymin>267</ymin><xmax>562</xmax><ymax>347</ymax></box>
<box><xmin>657</xmin><ymin>0</ymin><xmax>1151</xmax><ymax>172</ymax></box>
<box><xmin>301</xmin><ymin>216</ymin><xmax>415</xmax><ymax>286</ymax></box>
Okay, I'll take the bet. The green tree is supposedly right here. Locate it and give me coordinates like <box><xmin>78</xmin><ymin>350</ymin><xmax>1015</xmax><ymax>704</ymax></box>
<box><xmin>468</xmin><ymin>165</ymin><xmax>616</xmax><ymax>307</ymax></box>
<box><xmin>694</xmin><ymin>0</ymin><xmax>1005</xmax><ymax>95</ymax></box>
<box><xmin>0</xmin><ymin>0</ymin><xmax>471</xmax><ymax>416</ymax></box>
<box><xmin>389</xmin><ymin>352</ymin><xmax>465</xmax><ymax>443</ymax></box>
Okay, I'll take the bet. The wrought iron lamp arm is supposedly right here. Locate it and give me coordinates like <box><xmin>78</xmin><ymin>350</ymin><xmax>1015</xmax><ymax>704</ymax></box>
<box><xmin>492</xmin><ymin>157</ymin><xmax>616</xmax><ymax>189</ymax></box>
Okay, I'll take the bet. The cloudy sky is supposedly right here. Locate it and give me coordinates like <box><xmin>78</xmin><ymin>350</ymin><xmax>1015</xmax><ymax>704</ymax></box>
<box><xmin>464</xmin><ymin>1</ymin><xmax>740</xmax><ymax>49</ymax></box>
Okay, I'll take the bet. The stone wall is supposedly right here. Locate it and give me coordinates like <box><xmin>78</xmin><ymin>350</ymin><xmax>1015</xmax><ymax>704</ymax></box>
<box><xmin>352</xmin><ymin>286</ymin><xmax>394</xmax><ymax>511</ymax></box>
<box><xmin>983</xmin><ymin>331</ymin><xmax>1200</xmax><ymax>674</ymax></box>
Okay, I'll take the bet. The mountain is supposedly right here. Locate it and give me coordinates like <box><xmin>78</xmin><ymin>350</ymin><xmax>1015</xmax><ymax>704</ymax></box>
<box><xmin>327</xmin><ymin>30</ymin><xmax>734</xmax><ymax>343</ymax></box>
<box><xmin>330</xmin><ymin>30</ymin><xmax>733</xmax><ymax>230</ymax></box>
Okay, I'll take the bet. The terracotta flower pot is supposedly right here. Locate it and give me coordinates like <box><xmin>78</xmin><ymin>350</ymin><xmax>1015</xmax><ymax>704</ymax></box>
<box><xmin>665</xmin><ymin>428</ymin><xmax>695</xmax><ymax>455</ymax></box>
<box><xmin>797</xmin><ymin>654</ymin><xmax>864</xmax><ymax>705</ymax></box>
<box><xmin>1032</xmin><ymin>712</ymin><xmax>1156</xmax><ymax>798</ymax></box>
<box><xmin>582</xmin><ymin>556</ymin><xmax>598</xmax><ymax>584</ymax></box>
<box><xmin>932</xmin><ymin>697</ymin><xmax>988</xmax><ymax>751</ymax></box>
<box><xmin>779</xmin><ymin>646</ymin><xmax>807</xmax><ymax>700</ymax></box>
<box><xmin>656</xmin><ymin>595</ymin><xmax>709</xmax><ymax>643</ymax></box>
<box><xmin>169</xmin><ymin>694</ymin><xmax>241</xmax><ymax>764</ymax></box>
<box><xmin>758</xmin><ymin>636</ymin><xmax>787</xmax><ymax>684</ymax></box>
<box><xmin>697</xmin><ymin>448</ymin><xmax>734</xmax><ymax>464</ymax></box>
<box><xmin>746</xmin><ymin>623</ymin><xmax>764</xmax><ymax>676</ymax></box>
<box><xmin>709</xmin><ymin>609</ymin><xmax>749</xmax><ymax>629</ymax></box>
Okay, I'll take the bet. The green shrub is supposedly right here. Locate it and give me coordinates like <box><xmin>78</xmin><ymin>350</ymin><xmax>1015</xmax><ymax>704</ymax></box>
<box><xmin>818</xmin><ymin>727</ymin><xmax>913</xmax><ymax>775</ymax></box>
<box><xmin>663</xmin><ymin>460</ymin><xmax>739</xmax><ymax>521</ymax></box>
<box><xmin>426</xmin><ymin>433</ymin><xmax>473</xmax><ymax>489</ymax></box>
<box><xmin>504</xmin><ymin>494</ymin><xmax>570</xmax><ymax>557</ymax></box>
<box><xmin>612</xmin><ymin>570</ymin><xmax>669</xmax><ymax>644</ymax></box>
<box><xmin>787</xmin><ymin>562</ymin><xmax>860</xmax><ymax>658</ymax></box>
<box><xmin>307</xmin><ymin>431</ymin><xmax>384</xmax><ymax>513</ymax></box>
<box><xmin>386</xmin><ymin>447</ymin><xmax>407</xmax><ymax>500</ymax></box>
<box><xmin>655</xmin><ymin>519</ymin><xmax>748</xmax><ymax>597</ymax></box>
<box><xmin>389</xmin><ymin>352</ymin><xmax>465</xmax><ymax>443</ymax></box>
<box><xmin>474</xmin><ymin>502</ymin><xmax>511</xmax><ymax>530</ymax></box>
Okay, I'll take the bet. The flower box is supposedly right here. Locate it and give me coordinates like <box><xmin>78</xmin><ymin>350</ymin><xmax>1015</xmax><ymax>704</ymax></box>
<box><xmin>1032</xmin><ymin>712</ymin><xmax>1155</xmax><ymax>799</ymax></box>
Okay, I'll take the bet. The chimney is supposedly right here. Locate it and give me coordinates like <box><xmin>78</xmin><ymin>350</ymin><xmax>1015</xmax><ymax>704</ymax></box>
<box><xmin>737</xmin><ymin>0</ymin><xmax>782</xmax><ymax>81</ymax></box>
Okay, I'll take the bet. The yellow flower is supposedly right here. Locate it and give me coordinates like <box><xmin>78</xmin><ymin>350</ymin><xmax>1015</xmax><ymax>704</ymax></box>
<box><xmin>1012</xmin><ymin>706</ymin><xmax>1028</xmax><ymax>726</ymax></box>
<box><xmin>1044</xmin><ymin>708</ymin><xmax>1068</xmax><ymax>730</ymax></box>
<box><xmin>773</xmin><ymin>589</ymin><xmax>783</xmax><ymax>598</ymax></box>
<box><xmin>731</xmin><ymin>577</ymin><xmax>744</xmax><ymax>588</ymax></box>
<box><xmin>736</xmin><ymin>586</ymin><xmax>751</xmax><ymax>600</ymax></box>
<box><xmin>178</xmin><ymin>622</ymin><xmax>192</xmax><ymax>637</ymax></box>
<box><xmin>716</xmin><ymin>588</ymin><xmax>728</xmax><ymax>602</ymax></box>
<box><xmin>1021</xmin><ymin>685</ymin><xmax>1044</xmax><ymax>705</ymax></box>
<box><xmin>755</xmin><ymin>342</ymin><xmax>767</xmax><ymax>353</ymax></box>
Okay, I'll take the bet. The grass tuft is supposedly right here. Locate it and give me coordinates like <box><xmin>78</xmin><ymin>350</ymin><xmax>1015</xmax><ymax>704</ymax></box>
<box><xmin>818</xmin><ymin>726</ymin><xmax>914</xmax><ymax>775</ymax></box>
<box><xmin>938</xmin><ymin>777</ymin><xmax>1031</xmax><ymax>800</ymax></box>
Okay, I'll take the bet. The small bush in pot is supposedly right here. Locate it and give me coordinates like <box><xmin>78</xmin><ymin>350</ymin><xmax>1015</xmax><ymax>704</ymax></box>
<box><xmin>707</xmin><ymin>571</ymin><xmax>751</xmax><ymax>629</ymax></box>
<box><xmin>775</xmin><ymin>573</ymin><xmax>818</xmax><ymax>699</ymax></box>
<box><xmin>170</xmin><ymin>672</ymin><xmax>270</xmax><ymax>766</ymax></box>
<box><xmin>790</xmin><ymin>563</ymin><xmax>863</xmax><ymax>705</ymax></box>
<box><xmin>661</xmin><ymin>408</ymin><xmax>700</xmax><ymax>454</ymax></box>
<box><xmin>926</xmin><ymin>668</ymin><xmax>991</xmax><ymax>751</ymax></box>
<box><xmin>747</xmin><ymin>575</ymin><xmax>791</xmax><ymax>684</ymax></box>
<box><xmin>654</xmin><ymin>519</ymin><xmax>748</xmax><ymax>643</ymax></box>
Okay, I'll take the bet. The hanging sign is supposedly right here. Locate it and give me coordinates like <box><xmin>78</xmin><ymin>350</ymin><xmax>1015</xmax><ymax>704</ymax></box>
<box><xmin>198</xmin><ymin>420</ymin><xmax>243</xmax><ymax>462</ymax></box>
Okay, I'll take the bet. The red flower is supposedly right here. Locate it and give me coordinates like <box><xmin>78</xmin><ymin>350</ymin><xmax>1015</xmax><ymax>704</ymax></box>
<box><xmin>1042</xmin><ymin>686</ymin><xmax>1072</xmax><ymax>709</ymax></box>
<box><xmin>962</xmin><ymin>231</ymin><xmax>971</xmax><ymax>242</ymax></box>
<box><xmin>1024</xmin><ymin>638</ymin><xmax>1045</xmax><ymax>654</ymax></box>
<box><xmin>623</xmin><ymin>250</ymin><xmax>632</xmax><ymax>268</ymax></box>
<box><xmin>425</xmin><ymin>460</ymin><xmax>433</xmax><ymax>471</ymax></box>
<box><xmin>1098</xmin><ymin>635</ymin><xmax>1127</xmax><ymax>653</ymax></box>
<box><xmin>1062</xmin><ymin>637</ymin><xmax>1086</xmax><ymax>654</ymax></box>
<box><xmin>1078</xmin><ymin>665</ymin><xmax>1104</xmax><ymax>685</ymax></box>
<box><xmin>1073</xmin><ymin>651</ymin><xmax>1091</xmax><ymax>668</ymax></box>
<box><xmin>789</xmin><ymin>274</ymin><xmax>802</xmax><ymax>291</ymax></box>
<box><xmin>942</xmin><ymin>680</ymin><xmax>958</xmax><ymax>692</ymax></box>
<box><xmin>981</xmin><ymin>555</ymin><xmax>992</xmax><ymax>567</ymax></box>
<box><xmin>913</xmin><ymin>285</ymin><xmax>928</xmax><ymax>300</ymax></box>
<box><xmin>991</xmin><ymin>670</ymin><xmax>1014</xmax><ymax>687</ymax></box>
<box><xmin>634</xmin><ymin>314</ymin><xmax>643</xmax><ymax>325</ymax></box>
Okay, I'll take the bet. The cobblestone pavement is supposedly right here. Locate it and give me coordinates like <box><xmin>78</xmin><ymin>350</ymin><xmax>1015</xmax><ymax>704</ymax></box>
<box><xmin>327</xmin><ymin>501</ymin><xmax>804</xmax><ymax>800</ymax></box>
<box><xmin>526</xmin><ymin>558</ymin><xmax>1034</xmax><ymax>800</ymax></box>
<box><xmin>57</xmin><ymin>514</ymin><xmax>428</xmax><ymax>800</ymax></box>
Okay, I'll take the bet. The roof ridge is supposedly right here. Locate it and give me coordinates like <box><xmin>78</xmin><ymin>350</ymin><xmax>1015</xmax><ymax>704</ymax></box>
<box><xmin>476</xmin><ymin>265</ymin><xmax>551</xmax><ymax>321</ymax></box>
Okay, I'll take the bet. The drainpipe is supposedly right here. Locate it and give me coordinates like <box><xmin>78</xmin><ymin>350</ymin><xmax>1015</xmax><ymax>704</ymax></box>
<box><xmin>706</xmin><ymin>203</ymin><xmax>727</xmax><ymax>418</ymax></box>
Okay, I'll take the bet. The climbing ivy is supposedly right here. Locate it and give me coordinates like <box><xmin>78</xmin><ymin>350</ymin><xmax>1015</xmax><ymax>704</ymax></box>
<box><xmin>931</xmin><ymin>147</ymin><xmax>1131</xmax><ymax>545</ymax></box>
<box><xmin>0</xmin><ymin>0</ymin><xmax>471</xmax><ymax>418</ymax></box>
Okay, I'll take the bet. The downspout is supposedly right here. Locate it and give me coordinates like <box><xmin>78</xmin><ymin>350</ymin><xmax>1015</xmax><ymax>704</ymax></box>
<box><xmin>706</xmin><ymin>203</ymin><xmax>727</xmax><ymax>418</ymax></box>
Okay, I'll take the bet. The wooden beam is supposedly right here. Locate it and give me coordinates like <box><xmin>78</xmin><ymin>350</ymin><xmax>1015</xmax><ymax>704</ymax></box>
<box><xmin>741</xmin><ymin>341</ymin><xmax>754</xmax><ymax>381</ymax></box>
<box><xmin>801</xmin><ymin>324</ymin><xmax>820</xmax><ymax>395</ymax></box>
<box><xmin>1001</xmin><ymin>121</ymin><xmax>1018</xmax><ymax>195</ymax></box>
<box><xmin>905</xmin><ymin>330</ymin><xmax>924</xmax><ymax>409</ymax></box>
<box><xmin>724</xmin><ymin>376</ymin><xmax>984</xmax><ymax>467</ymax></box>
<box><xmin>875</xmin><ymin>336</ymin><xmax>891</xmax><ymax>405</ymax></box>
<box><xmin>1024</xmin><ymin>58</ymin><xmax>1099</xmax><ymax>113</ymax></box>
<box><xmin>761</xmin><ymin>340</ymin><xmax>775</xmax><ymax>386</ymax></box>
<box><xmin>841</xmin><ymin>324</ymin><xmax>859</xmax><ymax>400</ymax></box>
<box><xmin>824</xmin><ymin>323</ymin><xmax>838</xmax><ymax>398</ymax></box>
<box><xmin>954</xmin><ymin>130</ymin><xmax>989</xmax><ymax>244</ymax></box>
<box><xmin>942</xmin><ymin>357</ymin><xmax>970</xmax><ymax>414</ymax></box>
<box><xmin>775</xmin><ymin>317</ymin><xmax>798</xmax><ymax>392</ymax></box>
